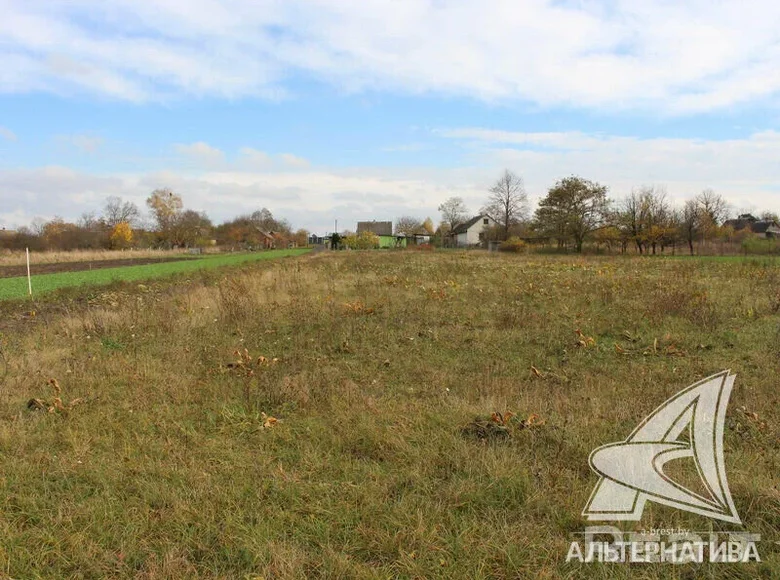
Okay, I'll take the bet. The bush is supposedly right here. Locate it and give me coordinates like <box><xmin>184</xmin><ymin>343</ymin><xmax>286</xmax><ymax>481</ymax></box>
<box><xmin>498</xmin><ymin>237</ymin><xmax>527</xmax><ymax>253</ymax></box>
<box><xmin>742</xmin><ymin>237</ymin><xmax>780</xmax><ymax>255</ymax></box>
<box><xmin>343</xmin><ymin>231</ymin><xmax>380</xmax><ymax>250</ymax></box>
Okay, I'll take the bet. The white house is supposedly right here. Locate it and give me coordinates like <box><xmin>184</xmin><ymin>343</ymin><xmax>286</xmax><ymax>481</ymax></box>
<box><xmin>450</xmin><ymin>214</ymin><xmax>497</xmax><ymax>247</ymax></box>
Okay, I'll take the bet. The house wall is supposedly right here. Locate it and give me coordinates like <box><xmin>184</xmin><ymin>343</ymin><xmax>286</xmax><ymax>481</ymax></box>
<box><xmin>457</xmin><ymin>216</ymin><xmax>496</xmax><ymax>247</ymax></box>
<box><xmin>377</xmin><ymin>235</ymin><xmax>407</xmax><ymax>248</ymax></box>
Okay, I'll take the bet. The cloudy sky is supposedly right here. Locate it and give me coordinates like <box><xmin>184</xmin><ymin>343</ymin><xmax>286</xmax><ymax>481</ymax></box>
<box><xmin>1</xmin><ymin>0</ymin><xmax>779</xmax><ymax>233</ymax></box>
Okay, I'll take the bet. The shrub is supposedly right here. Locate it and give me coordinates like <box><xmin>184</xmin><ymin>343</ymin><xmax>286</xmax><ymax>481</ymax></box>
<box><xmin>499</xmin><ymin>237</ymin><xmax>527</xmax><ymax>253</ymax></box>
<box><xmin>742</xmin><ymin>237</ymin><xmax>780</xmax><ymax>255</ymax></box>
<box><xmin>343</xmin><ymin>231</ymin><xmax>380</xmax><ymax>250</ymax></box>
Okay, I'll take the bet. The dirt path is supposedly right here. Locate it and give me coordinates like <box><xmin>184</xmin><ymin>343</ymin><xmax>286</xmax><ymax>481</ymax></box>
<box><xmin>0</xmin><ymin>256</ymin><xmax>191</xmax><ymax>279</ymax></box>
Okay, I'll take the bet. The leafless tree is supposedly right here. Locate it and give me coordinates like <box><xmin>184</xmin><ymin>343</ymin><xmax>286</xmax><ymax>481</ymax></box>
<box><xmin>437</xmin><ymin>197</ymin><xmax>469</xmax><ymax>230</ymax></box>
<box><xmin>696</xmin><ymin>189</ymin><xmax>729</xmax><ymax>227</ymax></box>
<box><xmin>680</xmin><ymin>198</ymin><xmax>700</xmax><ymax>256</ymax></box>
<box><xmin>395</xmin><ymin>216</ymin><xmax>423</xmax><ymax>235</ymax></box>
<box><xmin>103</xmin><ymin>196</ymin><xmax>140</xmax><ymax>227</ymax></box>
<box><xmin>482</xmin><ymin>170</ymin><xmax>529</xmax><ymax>239</ymax></box>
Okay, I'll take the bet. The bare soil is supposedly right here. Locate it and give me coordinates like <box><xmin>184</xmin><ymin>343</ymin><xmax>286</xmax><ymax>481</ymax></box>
<box><xmin>0</xmin><ymin>256</ymin><xmax>190</xmax><ymax>279</ymax></box>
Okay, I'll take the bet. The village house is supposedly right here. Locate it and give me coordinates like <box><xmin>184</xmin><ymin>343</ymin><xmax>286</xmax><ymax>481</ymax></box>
<box><xmin>356</xmin><ymin>221</ymin><xmax>406</xmax><ymax>248</ymax></box>
<box><xmin>450</xmin><ymin>214</ymin><xmax>497</xmax><ymax>248</ymax></box>
<box><xmin>723</xmin><ymin>214</ymin><xmax>780</xmax><ymax>238</ymax></box>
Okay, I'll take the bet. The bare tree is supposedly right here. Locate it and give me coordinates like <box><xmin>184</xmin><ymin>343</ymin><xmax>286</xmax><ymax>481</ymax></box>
<box><xmin>395</xmin><ymin>216</ymin><xmax>423</xmax><ymax>235</ymax></box>
<box><xmin>640</xmin><ymin>185</ymin><xmax>671</xmax><ymax>254</ymax></box>
<box><xmin>680</xmin><ymin>198</ymin><xmax>700</xmax><ymax>256</ymax></box>
<box><xmin>697</xmin><ymin>189</ymin><xmax>729</xmax><ymax>227</ymax></box>
<box><xmin>30</xmin><ymin>217</ymin><xmax>47</xmax><ymax>237</ymax></box>
<box><xmin>78</xmin><ymin>211</ymin><xmax>99</xmax><ymax>230</ymax></box>
<box><xmin>616</xmin><ymin>190</ymin><xmax>645</xmax><ymax>254</ymax></box>
<box><xmin>437</xmin><ymin>197</ymin><xmax>469</xmax><ymax>230</ymax></box>
<box><xmin>103</xmin><ymin>196</ymin><xmax>140</xmax><ymax>228</ymax></box>
<box><xmin>482</xmin><ymin>170</ymin><xmax>529</xmax><ymax>239</ymax></box>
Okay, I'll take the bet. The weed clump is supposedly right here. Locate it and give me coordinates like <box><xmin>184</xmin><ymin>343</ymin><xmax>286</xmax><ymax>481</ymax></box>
<box><xmin>460</xmin><ymin>412</ymin><xmax>545</xmax><ymax>441</ymax></box>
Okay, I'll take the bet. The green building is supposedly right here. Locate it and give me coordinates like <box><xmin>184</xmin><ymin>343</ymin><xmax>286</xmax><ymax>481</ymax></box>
<box><xmin>356</xmin><ymin>221</ymin><xmax>407</xmax><ymax>248</ymax></box>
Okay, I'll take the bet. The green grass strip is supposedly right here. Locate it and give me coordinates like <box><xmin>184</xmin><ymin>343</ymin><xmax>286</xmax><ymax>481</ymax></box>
<box><xmin>0</xmin><ymin>249</ymin><xmax>310</xmax><ymax>300</ymax></box>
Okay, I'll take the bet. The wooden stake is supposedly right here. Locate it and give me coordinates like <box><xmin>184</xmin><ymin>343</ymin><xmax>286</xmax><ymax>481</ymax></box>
<box><xmin>26</xmin><ymin>247</ymin><xmax>32</xmax><ymax>296</ymax></box>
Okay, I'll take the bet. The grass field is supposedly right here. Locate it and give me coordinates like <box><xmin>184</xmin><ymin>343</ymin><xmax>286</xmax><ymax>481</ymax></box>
<box><xmin>0</xmin><ymin>249</ymin><xmax>309</xmax><ymax>301</ymax></box>
<box><xmin>0</xmin><ymin>250</ymin><xmax>777</xmax><ymax>578</ymax></box>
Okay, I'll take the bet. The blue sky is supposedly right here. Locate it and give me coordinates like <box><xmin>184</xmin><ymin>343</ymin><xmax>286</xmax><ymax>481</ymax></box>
<box><xmin>1</xmin><ymin>0</ymin><xmax>779</xmax><ymax>233</ymax></box>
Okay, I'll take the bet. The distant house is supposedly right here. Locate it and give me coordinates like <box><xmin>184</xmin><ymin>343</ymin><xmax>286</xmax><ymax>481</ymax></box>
<box><xmin>258</xmin><ymin>231</ymin><xmax>276</xmax><ymax>249</ymax></box>
<box><xmin>450</xmin><ymin>214</ymin><xmax>497</xmax><ymax>247</ymax></box>
<box><xmin>723</xmin><ymin>214</ymin><xmax>780</xmax><ymax>239</ymax></box>
<box><xmin>356</xmin><ymin>221</ymin><xmax>406</xmax><ymax>248</ymax></box>
<box><xmin>406</xmin><ymin>231</ymin><xmax>432</xmax><ymax>246</ymax></box>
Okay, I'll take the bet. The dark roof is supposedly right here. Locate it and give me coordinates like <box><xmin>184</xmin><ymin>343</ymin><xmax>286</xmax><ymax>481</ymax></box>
<box><xmin>724</xmin><ymin>219</ymin><xmax>780</xmax><ymax>234</ymax></box>
<box><xmin>451</xmin><ymin>214</ymin><xmax>491</xmax><ymax>235</ymax></box>
<box><xmin>357</xmin><ymin>221</ymin><xmax>393</xmax><ymax>236</ymax></box>
<box><xmin>752</xmin><ymin>221</ymin><xmax>780</xmax><ymax>234</ymax></box>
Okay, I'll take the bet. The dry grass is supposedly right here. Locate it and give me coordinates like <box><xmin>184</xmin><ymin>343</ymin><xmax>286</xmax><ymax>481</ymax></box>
<box><xmin>0</xmin><ymin>247</ymin><xmax>206</xmax><ymax>267</ymax></box>
<box><xmin>0</xmin><ymin>250</ymin><xmax>777</xmax><ymax>578</ymax></box>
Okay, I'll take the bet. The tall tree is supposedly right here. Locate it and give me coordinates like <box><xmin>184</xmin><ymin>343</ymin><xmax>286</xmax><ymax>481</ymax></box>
<box><xmin>534</xmin><ymin>176</ymin><xmax>609</xmax><ymax>252</ymax></box>
<box><xmin>395</xmin><ymin>216</ymin><xmax>423</xmax><ymax>235</ymax></box>
<box><xmin>437</xmin><ymin>197</ymin><xmax>469</xmax><ymax>230</ymax></box>
<box><xmin>482</xmin><ymin>170</ymin><xmax>528</xmax><ymax>239</ymax></box>
<box><xmin>640</xmin><ymin>185</ymin><xmax>671</xmax><ymax>255</ymax></box>
<box><xmin>172</xmin><ymin>210</ymin><xmax>213</xmax><ymax>247</ymax></box>
<box><xmin>616</xmin><ymin>190</ymin><xmax>645</xmax><ymax>254</ymax></box>
<box><xmin>680</xmin><ymin>198</ymin><xmax>700</xmax><ymax>256</ymax></box>
<box><xmin>696</xmin><ymin>189</ymin><xmax>729</xmax><ymax>232</ymax></box>
<box><xmin>146</xmin><ymin>188</ymin><xmax>184</xmax><ymax>245</ymax></box>
<box><xmin>103</xmin><ymin>196</ymin><xmax>140</xmax><ymax>228</ymax></box>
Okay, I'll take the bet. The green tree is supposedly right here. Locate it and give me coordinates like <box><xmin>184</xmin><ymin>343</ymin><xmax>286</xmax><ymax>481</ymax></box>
<box><xmin>534</xmin><ymin>176</ymin><xmax>609</xmax><ymax>253</ymax></box>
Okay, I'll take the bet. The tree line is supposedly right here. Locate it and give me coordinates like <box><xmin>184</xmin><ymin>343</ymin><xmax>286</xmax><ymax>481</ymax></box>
<box><xmin>435</xmin><ymin>170</ymin><xmax>780</xmax><ymax>254</ymax></box>
<box><xmin>1</xmin><ymin>189</ymin><xmax>309</xmax><ymax>252</ymax></box>
<box><xmin>4</xmin><ymin>175</ymin><xmax>778</xmax><ymax>254</ymax></box>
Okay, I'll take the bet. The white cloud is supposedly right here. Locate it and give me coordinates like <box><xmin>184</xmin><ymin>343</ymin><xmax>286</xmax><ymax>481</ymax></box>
<box><xmin>175</xmin><ymin>141</ymin><xmax>226</xmax><ymax>166</ymax></box>
<box><xmin>56</xmin><ymin>133</ymin><xmax>104</xmax><ymax>153</ymax></box>
<box><xmin>279</xmin><ymin>153</ymin><xmax>310</xmax><ymax>169</ymax></box>
<box><xmin>0</xmin><ymin>1</ymin><xmax>779</xmax><ymax>113</ymax></box>
<box><xmin>0</xmin><ymin>126</ymin><xmax>16</xmax><ymax>141</ymax></box>
<box><xmin>239</xmin><ymin>148</ymin><xmax>310</xmax><ymax>170</ymax></box>
<box><xmin>440</xmin><ymin>128</ymin><xmax>780</xmax><ymax>211</ymax></box>
<box><xmin>239</xmin><ymin>147</ymin><xmax>273</xmax><ymax>169</ymax></box>
<box><xmin>3</xmin><ymin>129</ymin><xmax>780</xmax><ymax>232</ymax></box>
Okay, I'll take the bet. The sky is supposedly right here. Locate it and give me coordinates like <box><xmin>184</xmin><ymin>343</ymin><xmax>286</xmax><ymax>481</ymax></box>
<box><xmin>1</xmin><ymin>0</ymin><xmax>779</xmax><ymax>234</ymax></box>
